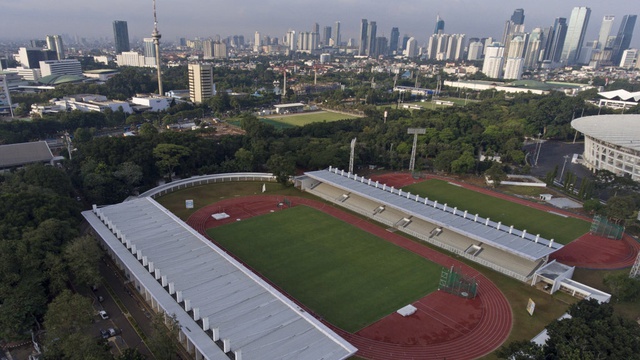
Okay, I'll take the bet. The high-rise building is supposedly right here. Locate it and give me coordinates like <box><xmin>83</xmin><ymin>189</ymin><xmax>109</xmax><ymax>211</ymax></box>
<box><xmin>502</xmin><ymin>9</ymin><xmax>526</xmax><ymax>63</ymax></box>
<box><xmin>188</xmin><ymin>63</ymin><xmax>214</xmax><ymax>103</ymax></box>
<box><xmin>213</xmin><ymin>42</ymin><xmax>228</xmax><ymax>59</ymax></box>
<box><xmin>597</xmin><ymin>15</ymin><xmax>615</xmax><ymax>50</ymax></box>
<box><xmin>401</xmin><ymin>35</ymin><xmax>410</xmax><ymax>51</ymax></box>
<box><xmin>143</xmin><ymin>38</ymin><xmax>157</xmax><ymax>66</ymax></box>
<box><xmin>404</xmin><ymin>37</ymin><xmax>418</xmax><ymax>58</ymax></box>
<box><xmin>619</xmin><ymin>48</ymin><xmax>638</xmax><ymax>69</ymax></box>
<box><xmin>389</xmin><ymin>27</ymin><xmax>400</xmax><ymax>54</ymax></box>
<box><xmin>333</xmin><ymin>21</ymin><xmax>341</xmax><ymax>47</ymax></box>
<box><xmin>504</xmin><ymin>35</ymin><xmax>526</xmax><ymax>79</ymax></box>
<box><xmin>367</xmin><ymin>21</ymin><xmax>377</xmax><ymax>56</ymax></box>
<box><xmin>546</xmin><ymin>17</ymin><xmax>568</xmax><ymax>63</ymax></box>
<box><xmin>254</xmin><ymin>31</ymin><xmax>261</xmax><ymax>52</ymax></box>
<box><xmin>203</xmin><ymin>39</ymin><xmax>214</xmax><ymax>59</ymax></box>
<box><xmin>323</xmin><ymin>26</ymin><xmax>332</xmax><ymax>46</ymax></box>
<box><xmin>524</xmin><ymin>28</ymin><xmax>544</xmax><ymax>69</ymax></box>
<box><xmin>374</xmin><ymin>37</ymin><xmax>388</xmax><ymax>57</ymax></box>
<box><xmin>359</xmin><ymin>19</ymin><xmax>368</xmax><ymax>55</ymax></box>
<box><xmin>561</xmin><ymin>6</ymin><xmax>591</xmax><ymax>65</ymax></box>
<box><xmin>482</xmin><ymin>43</ymin><xmax>505</xmax><ymax>79</ymax></box>
<box><xmin>434</xmin><ymin>15</ymin><xmax>445</xmax><ymax>34</ymax></box>
<box><xmin>18</xmin><ymin>47</ymin><xmax>57</xmax><ymax>69</ymax></box>
<box><xmin>113</xmin><ymin>20</ymin><xmax>130</xmax><ymax>54</ymax></box>
<box><xmin>30</xmin><ymin>39</ymin><xmax>46</xmax><ymax>48</ymax></box>
<box><xmin>467</xmin><ymin>41</ymin><xmax>484</xmax><ymax>60</ymax></box>
<box><xmin>612</xmin><ymin>15</ymin><xmax>638</xmax><ymax>64</ymax></box>
<box><xmin>46</xmin><ymin>35</ymin><xmax>64</xmax><ymax>60</ymax></box>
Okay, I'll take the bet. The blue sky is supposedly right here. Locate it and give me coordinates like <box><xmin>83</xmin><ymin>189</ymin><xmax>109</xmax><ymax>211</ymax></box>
<box><xmin>2</xmin><ymin>0</ymin><xmax>638</xmax><ymax>47</ymax></box>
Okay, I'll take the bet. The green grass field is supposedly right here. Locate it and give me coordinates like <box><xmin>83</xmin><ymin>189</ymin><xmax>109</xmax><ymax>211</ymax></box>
<box><xmin>207</xmin><ymin>206</ymin><xmax>440</xmax><ymax>332</ymax></box>
<box><xmin>403</xmin><ymin>180</ymin><xmax>590</xmax><ymax>244</ymax></box>
<box><xmin>263</xmin><ymin>111</ymin><xmax>359</xmax><ymax>127</ymax></box>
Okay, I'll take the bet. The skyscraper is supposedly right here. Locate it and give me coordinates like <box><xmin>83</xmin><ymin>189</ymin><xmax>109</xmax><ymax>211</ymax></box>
<box><xmin>143</xmin><ymin>38</ymin><xmax>157</xmax><ymax>64</ymax></box>
<box><xmin>504</xmin><ymin>35</ymin><xmax>526</xmax><ymax>79</ymax></box>
<box><xmin>323</xmin><ymin>26</ymin><xmax>332</xmax><ymax>46</ymax></box>
<box><xmin>434</xmin><ymin>15</ymin><xmax>445</xmax><ymax>34</ymax></box>
<box><xmin>359</xmin><ymin>19</ymin><xmax>368</xmax><ymax>56</ymax></box>
<box><xmin>45</xmin><ymin>35</ymin><xmax>64</xmax><ymax>60</ymax></box>
<box><xmin>524</xmin><ymin>28</ymin><xmax>543</xmax><ymax>69</ymax></box>
<box><xmin>333</xmin><ymin>21</ymin><xmax>341</xmax><ymax>47</ymax></box>
<box><xmin>188</xmin><ymin>63</ymin><xmax>214</xmax><ymax>103</ymax></box>
<box><xmin>367</xmin><ymin>21</ymin><xmax>377</xmax><ymax>56</ymax></box>
<box><xmin>611</xmin><ymin>15</ymin><xmax>638</xmax><ymax>64</ymax></box>
<box><xmin>113</xmin><ymin>20</ymin><xmax>130</xmax><ymax>54</ymax></box>
<box><xmin>546</xmin><ymin>17</ymin><xmax>568</xmax><ymax>63</ymax></box>
<box><xmin>404</xmin><ymin>37</ymin><xmax>418</xmax><ymax>58</ymax></box>
<box><xmin>467</xmin><ymin>41</ymin><xmax>484</xmax><ymax>61</ymax></box>
<box><xmin>597</xmin><ymin>15</ymin><xmax>615</xmax><ymax>50</ymax></box>
<box><xmin>502</xmin><ymin>9</ymin><xmax>525</xmax><ymax>63</ymax></box>
<box><xmin>389</xmin><ymin>27</ymin><xmax>400</xmax><ymax>54</ymax></box>
<box><xmin>254</xmin><ymin>31</ymin><xmax>261</xmax><ymax>52</ymax></box>
<box><xmin>561</xmin><ymin>7</ymin><xmax>591</xmax><ymax>65</ymax></box>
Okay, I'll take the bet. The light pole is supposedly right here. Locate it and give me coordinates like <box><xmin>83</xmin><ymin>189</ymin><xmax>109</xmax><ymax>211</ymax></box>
<box><xmin>534</xmin><ymin>132</ymin><xmax>542</xmax><ymax>166</ymax></box>
<box><xmin>559</xmin><ymin>155</ymin><xmax>570</xmax><ymax>184</ymax></box>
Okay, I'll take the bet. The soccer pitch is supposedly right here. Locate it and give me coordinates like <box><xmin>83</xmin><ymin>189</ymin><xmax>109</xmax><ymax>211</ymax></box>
<box><xmin>263</xmin><ymin>111</ymin><xmax>359</xmax><ymax>127</ymax></box>
<box><xmin>403</xmin><ymin>180</ymin><xmax>590</xmax><ymax>245</ymax></box>
<box><xmin>207</xmin><ymin>205</ymin><xmax>440</xmax><ymax>332</ymax></box>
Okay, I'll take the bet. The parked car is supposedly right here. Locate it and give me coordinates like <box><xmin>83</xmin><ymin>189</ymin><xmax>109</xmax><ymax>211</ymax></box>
<box><xmin>100</xmin><ymin>329</ymin><xmax>109</xmax><ymax>339</ymax></box>
<box><xmin>98</xmin><ymin>310</ymin><xmax>109</xmax><ymax>320</ymax></box>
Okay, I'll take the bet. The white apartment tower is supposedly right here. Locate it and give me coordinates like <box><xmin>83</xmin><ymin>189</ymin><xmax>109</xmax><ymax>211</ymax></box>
<box><xmin>482</xmin><ymin>43</ymin><xmax>505</xmax><ymax>79</ymax></box>
<box><xmin>188</xmin><ymin>63</ymin><xmax>214</xmax><ymax>103</ymax></box>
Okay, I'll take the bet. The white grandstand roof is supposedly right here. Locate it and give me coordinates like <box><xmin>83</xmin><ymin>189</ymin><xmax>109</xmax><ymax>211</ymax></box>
<box><xmin>82</xmin><ymin>197</ymin><xmax>356</xmax><ymax>360</ymax></box>
<box><xmin>572</xmin><ymin>115</ymin><xmax>640</xmax><ymax>152</ymax></box>
<box><xmin>305</xmin><ymin>169</ymin><xmax>562</xmax><ymax>261</ymax></box>
<box><xmin>598</xmin><ymin>89</ymin><xmax>640</xmax><ymax>102</ymax></box>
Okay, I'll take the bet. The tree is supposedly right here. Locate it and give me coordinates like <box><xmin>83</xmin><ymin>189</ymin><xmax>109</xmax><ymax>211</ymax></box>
<box><xmin>147</xmin><ymin>313</ymin><xmax>181</xmax><ymax>360</ymax></box>
<box><xmin>43</xmin><ymin>290</ymin><xmax>111</xmax><ymax>360</ymax></box>
<box><xmin>604</xmin><ymin>273</ymin><xmax>640</xmax><ymax>302</ymax></box>
<box><xmin>139</xmin><ymin>122</ymin><xmax>159</xmax><ymax>136</ymax></box>
<box><xmin>605</xmin><ymin>196</ymin><xmax>637</xmax><ymax>224</ymax></box>
<box><xmin>485</xmin><ymin>162</ymin><xmax>507</xmax><ymax>187</ymax></box>
<box><xmin>63</xmin><ymin>235</ymin><xmax>102</xmax><ymax>288</ymax></box>
<box><xmin>153</xmin><ymin>144</ymin><xmax>191</xmax><ymax>181</ymax></box>
<box><xmin>267</xmin><ymin>154</ymin><xmax>295</xmax><ymax>185</ymax></box>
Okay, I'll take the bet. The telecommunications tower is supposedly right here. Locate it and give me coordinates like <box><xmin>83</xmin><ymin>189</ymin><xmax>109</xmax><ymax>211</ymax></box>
<box><xmin>151</xmin><ymin>0</ymin><xmax>163</xmax><ymax>95</ymax></box>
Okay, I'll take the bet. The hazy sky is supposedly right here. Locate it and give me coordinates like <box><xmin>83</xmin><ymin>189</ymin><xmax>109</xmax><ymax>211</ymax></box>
<box><xmin>2</xmin><ymin>0</ymin><xmax>638</xmax><ymax>47</ymax></box>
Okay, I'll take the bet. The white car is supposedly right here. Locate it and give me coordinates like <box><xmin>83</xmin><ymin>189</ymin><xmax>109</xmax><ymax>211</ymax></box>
<box><xmin>98</xmin><ymin>310</ymin><xmax>109</xmax><ymax>320</ymax></box>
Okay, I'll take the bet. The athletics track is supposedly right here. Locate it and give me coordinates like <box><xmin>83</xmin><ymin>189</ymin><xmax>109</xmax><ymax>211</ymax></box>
<box><xmin>187</xmin><ymin>195</ymin><xmax>512</xmax><ymax>360</ymax></box>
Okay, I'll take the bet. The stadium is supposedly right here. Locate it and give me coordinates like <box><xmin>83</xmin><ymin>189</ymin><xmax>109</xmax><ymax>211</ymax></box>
<box><xmin>572</xmin><ymin>114</ymin><xmax>640</xmax><ymax>181</ymax></box>
<box><xmin>83</xmin><ymin>169</ymin><xmax>634</xmax><ymax>359</ymax></box>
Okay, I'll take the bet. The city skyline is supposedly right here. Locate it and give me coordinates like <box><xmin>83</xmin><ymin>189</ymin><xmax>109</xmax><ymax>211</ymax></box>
<box><xmin>2</xmin><ymin>0</ymin><xmax>638</xmax><ymax>49</ymax></box>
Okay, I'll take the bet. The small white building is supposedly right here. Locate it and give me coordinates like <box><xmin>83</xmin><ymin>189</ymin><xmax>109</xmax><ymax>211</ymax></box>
<box><xmin>39</xmin><ymin>59</ymin><xmax>82</xmax><ymax>77</ymax></box>
<box><xmin>274</xmin><ymin>102</ymin><xmax>305</xmax><ymax>114</ymax></box>
<box><xmin>131</xmin><ymin>95</ymin><xmax>171</xmax><ymax>112</ymax></box>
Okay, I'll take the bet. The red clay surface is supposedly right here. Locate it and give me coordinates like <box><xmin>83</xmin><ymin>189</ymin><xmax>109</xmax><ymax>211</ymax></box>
<box><xmin>373</xmin><ymin>172</ymin><xmax>639</xmax><ymax>269</ymax></box>
<box><xmin>187</xmin><ymin>195</ymin><xmax>512</xmax><ymax>360</ymax></box>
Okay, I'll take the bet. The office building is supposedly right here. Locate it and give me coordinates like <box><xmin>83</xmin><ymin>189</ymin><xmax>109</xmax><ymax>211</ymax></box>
<box><xmin>116</xmin><ymin>52</ymin><xmax>147</xmax><ymax>67</ymax></box>
<box><xmin>434</xmin><ymin>15</ymin><xmax>445</xmax><ymax>34</ymax></box>
<box><xmin>323</xmin><ymin>26</ymin><xmax>332</xmax><ymax>46</ymax></box>
<box><xmin>545</xmin><ymin>17</ymin><xmax>567</xmax><ymax>63</ymax></box>
<box><xmin>402</xmin><ymin>35</ymin><xmax>410</xmax><ymax>51</ymax></box>
<box><xmin>524</xmin><ymin>28</ymin><xmax>544</xmax><ymax>69</ymax></box>
<box><xmin>18</xmin><ymin>48</ymin><xmax>57</xmax><ymax>69</ymax></box>
<box><xmin>358</xmin><ymin>19</ymin><xmax>368</xmax><ymax>56</ymax></box>
<box><xmin>502</xmin><ymin>9</ymin><xmax>525</xmax><ymax>58</ymax></box>
<box><xmin>389</xmin><ymin>27</ymin><xmax>400</xmax><ymax>55</ymax></box>
<box><xmin>143</xmin><ymin>38</ymin><xmax>157</xmax><ymax>66</ymax></box>
<box><xmin>374</xmin><ymin>37</ymin><xmax>388</xmax><ymax>58</ymax></box>
<box><xmin>332</xmin><ymin>21</ymin><xmax>341</xmax><ymax>47</ymax></box>
<box><xmin>482</xmin><ymin>43</ymin><xmax>505</xmax><ymax>79</ymax></box>
<box><xmin>254</xmin><ymin>31</ymin><xmax>261</xmax><ymax>53</ymax></box>
<box><xmin>203</xmin><ymin>39</ymin><xmax>214</xmax><ymax>59</ymax></box>
<box><xmin>46</xmin><ymin>35</ymin><xmax>65</xmax><ymax>60</ymax></box>
<box><xmin>39</xmin><ymin>59</ymin><xmax>82</xmax><ymax>77</ymax></box>
<box><xmin>367</xmin><ymin>21</ymin><xmax>377</xmax><ymax>56</ymax></box>
<box><xmin>213</xmin><ymin>42</ymin><xmax>228</xmax><ymax>59</ymax></box>
<box><xmin>404</xmin><ymin>37</ymin><xmax>418</xmax><ymax>58</ymax></box>
<box><xmin>619</xmin><ymin>49</ymin><xmax>638</xmax><ymax>69</ymax></box>
<box><xmin>612</xmin><ymin>15</ymin><xmax>638</xmax><ymax>64</ymax></box>
<box><xmin>561</xmin><ymin>7</ymin><xmax>591</xmax><ymax>65</ymax></box>
<box><xmin>597</xmin><ymin>15</ymin><xmax>615</xmax><ymax>50</ymax></box>
<box><xmin>113</xmin><ymin>20</ymin><xmax>130</xmax><ymax>54</ymax></box>
<box><xmin>188</xmin><ymin>63</ymin><xmax>214</xmax><ymax>103</ymax></box>
<box><xmin>30</xmin><ymin>39</ymin><xmax>46</xmax><ymax>48</ymax></box>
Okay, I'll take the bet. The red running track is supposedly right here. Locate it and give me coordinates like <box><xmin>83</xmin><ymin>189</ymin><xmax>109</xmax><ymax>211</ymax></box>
<box><xmin>373</xmin><ymin>172</ymin><xmax>639</xmax><ymax>270</ymax></box>
<box><xmin>187</xmin><ymin>195</ymin><xmax>512</xmax><ymax>360</ymax></box>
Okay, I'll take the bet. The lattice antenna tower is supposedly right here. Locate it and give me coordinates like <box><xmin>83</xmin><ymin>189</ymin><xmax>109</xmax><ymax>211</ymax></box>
<box><xmin>349</xmin><ymin>137</ymin><xmax>357</xmax><ymax>174</ymax></box>
<box><xmin>151</xmin><ymin>0</ymin><xmax>163</xmax><ymax>95</ymax></box>
<box><xmin>407</xmin><ymin>128</ymin><xmax>426</xmax><ymax>171</ymax></box>
<box><xmin>630</xmin><ymin>252</ymin><xmax>640</xmax><ymax>278</ymax></box>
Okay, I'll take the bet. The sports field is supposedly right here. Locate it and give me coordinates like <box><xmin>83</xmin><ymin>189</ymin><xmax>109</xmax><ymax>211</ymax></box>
<box><xmin>207</xmin><ymin>205</ymin><xmax>440</xmax><ymax>332</ymax></box>
<box><xmin>263</xmin><ymin>111</ymin><xmax>359</xmax><ymax>127</ymax></box>
<box><xmin>403</xmin><ymin>179</ymin><xmax>590</xmax><ymax>244</ymax></box>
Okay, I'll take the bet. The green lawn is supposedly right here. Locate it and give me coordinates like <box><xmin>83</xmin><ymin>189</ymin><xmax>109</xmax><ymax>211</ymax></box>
<box><xmin>403</xmin><ymin>180</ymin><xmax>590</xmax><ymax>244</ymax></box>
<box><xmin>263</xmin><ymin>111</ymin><xmax>358</xmax><ymax>127</ymax></box>
<box><xmin>207</xmin><ymin>206</ymin><xmax>440</xmax><ymax>332</ymax></box>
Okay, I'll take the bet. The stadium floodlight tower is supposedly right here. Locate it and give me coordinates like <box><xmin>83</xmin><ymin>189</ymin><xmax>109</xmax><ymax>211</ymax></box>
<box><xmin>349</xmin><ymin>137</ymin><xmax>357</xmax><ymax>174</ymax></box>
<box><xmin>408</xmin><ymin>128</ymin><xmax>426</xmax><ymax>171</ymax></box>
<box><xmin>631</xmin><ymin>252</ymin><xmax>640</xmax><ymax>279</ymax></box>
<box><xmin>151</xmin><ymin>0</ymin><xmax>163</xmax><ymax>95</ymax></box>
